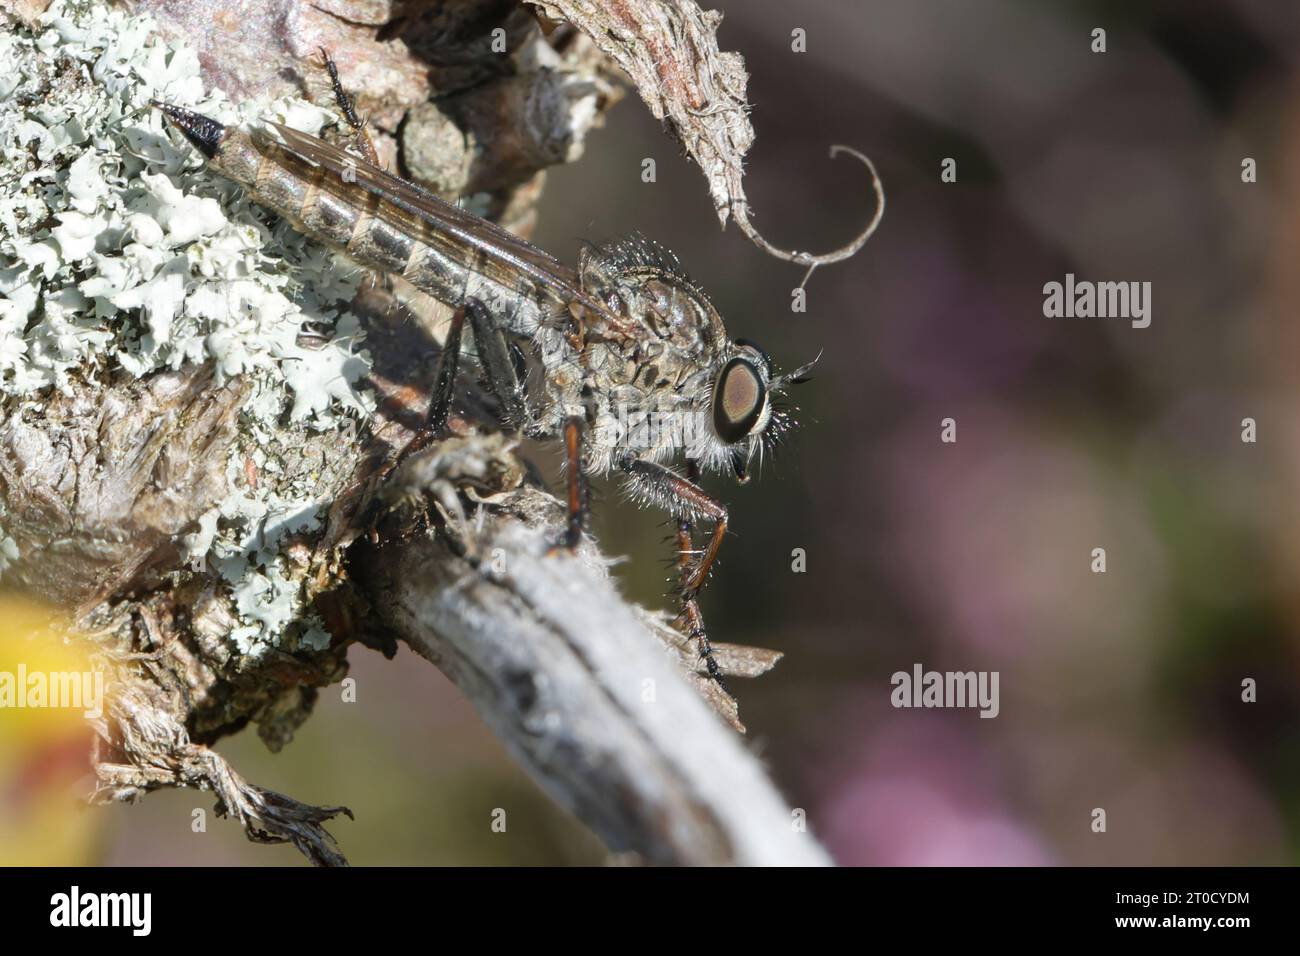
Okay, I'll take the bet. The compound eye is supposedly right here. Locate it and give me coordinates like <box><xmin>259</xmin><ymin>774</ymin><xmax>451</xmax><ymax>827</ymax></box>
<box><xmin>712</xmin><ymin>358</ymin><xmax>767</xmax><ymax>443</ymax></box>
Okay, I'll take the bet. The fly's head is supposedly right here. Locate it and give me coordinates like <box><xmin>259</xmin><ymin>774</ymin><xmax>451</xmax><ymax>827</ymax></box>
<box><xmin>699</xmin><ymin>338</ymin><xmax>817</xmax><ymax>483</ymax></box>
<box><xmin>580</xmin><ymin>234</ymin><xmax>817</xmax><ymax>483</ymax></box>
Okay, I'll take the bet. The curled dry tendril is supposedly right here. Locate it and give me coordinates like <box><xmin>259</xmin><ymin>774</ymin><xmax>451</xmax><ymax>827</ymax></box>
<box><xmin>731</xmin><ymin>145</ymin><xmax>886</xmax><ymax>290</ymax></box>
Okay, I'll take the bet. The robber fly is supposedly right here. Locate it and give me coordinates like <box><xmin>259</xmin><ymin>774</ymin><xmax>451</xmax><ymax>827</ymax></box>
<box><xmin>153</xmin><ymin>59</ymin><xmax>845</xmax><ymax>689</ymax></box>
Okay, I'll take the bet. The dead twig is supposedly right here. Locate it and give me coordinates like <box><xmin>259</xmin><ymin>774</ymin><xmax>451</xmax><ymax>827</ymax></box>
<box><xmin>354</xmin><ymin>443</ymin><xmax>829</xmax><ymax>865</ymax></box>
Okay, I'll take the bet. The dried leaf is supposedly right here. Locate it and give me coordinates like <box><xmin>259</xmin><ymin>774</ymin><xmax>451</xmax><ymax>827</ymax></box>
<box><xmin>527</xmin><ymin>0</ymin><xmax>885</xmax><ymax>280</ymax></box>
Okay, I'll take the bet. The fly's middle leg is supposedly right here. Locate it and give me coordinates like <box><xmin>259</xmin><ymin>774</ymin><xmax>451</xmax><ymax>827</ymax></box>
<box><xmin>463</xmin><ymin>300</ymin><xmax>529</xmax><ymax>430</ymax></box>
<box><xmin>553</xmin><ymin>416</ymin><xmax>590</xmax><ymax>552</ymax></box>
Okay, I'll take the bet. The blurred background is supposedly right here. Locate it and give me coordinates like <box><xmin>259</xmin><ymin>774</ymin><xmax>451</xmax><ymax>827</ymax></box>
<box><xmin>96</xmin><ymin>0</ymin><xmax>1300</xmax><ymax>864</ymax></box>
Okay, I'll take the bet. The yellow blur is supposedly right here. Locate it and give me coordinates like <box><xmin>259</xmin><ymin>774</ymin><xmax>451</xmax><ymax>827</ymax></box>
<box><xmin>0</xmin><ymin>596</ymin><xmax>104</xmax><ymax>866</ymax></box>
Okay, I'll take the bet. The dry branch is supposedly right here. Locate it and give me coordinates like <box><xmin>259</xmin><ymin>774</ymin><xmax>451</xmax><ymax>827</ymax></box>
<box><xmin>354</xmin><ymin>438</ymin><xmax>828</xmax><ymax>865</ymax></box>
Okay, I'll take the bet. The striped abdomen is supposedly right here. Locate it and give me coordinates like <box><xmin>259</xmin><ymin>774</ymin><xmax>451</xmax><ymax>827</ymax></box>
<box><xmin>211</xmin><ymin>128</ymin><xmax>561</xmax><ymax>338</ymax></box>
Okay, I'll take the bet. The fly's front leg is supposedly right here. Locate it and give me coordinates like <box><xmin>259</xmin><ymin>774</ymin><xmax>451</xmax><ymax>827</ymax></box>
<box><xmin>673</xmin><ymin>460</ymin><xmax>706</xmax><ymax>590</ymax></box>
<box><xmin>318</xmin><ymin>47</ymin><xmax>380</xmax><ymax>167</ymax></box>
<box><xmin>619</xmin><ymin>456</ymin><xmax>729</xmax><ymax>689</ymax></box>
<box><xmin>624</xmin><ymin>458</ymin><xmax>728</xmax><ymax>600</ymax></box>
<box><xmin>674</xmin><ymin>462</ymin><xmax>727</xmax><ymax>690</ymax></box>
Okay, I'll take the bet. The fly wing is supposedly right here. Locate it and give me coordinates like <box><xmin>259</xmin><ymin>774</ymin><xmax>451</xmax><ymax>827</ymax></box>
<box><xmin>260</xmin><ymin>122</ymin><xmax>621</xmax><ymax>327</ymax></box>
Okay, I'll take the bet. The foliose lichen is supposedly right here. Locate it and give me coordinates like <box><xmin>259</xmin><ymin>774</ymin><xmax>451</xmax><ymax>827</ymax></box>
<box><xmin>0</xmin><ymin>0</ymin><xmax>375</xmax><ymax>657</ymax></box>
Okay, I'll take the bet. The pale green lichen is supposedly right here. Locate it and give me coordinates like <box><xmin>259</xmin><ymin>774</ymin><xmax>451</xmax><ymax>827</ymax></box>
<box><xmin>0</xmin><ymin>0</ymin><xmax>376</xmax><ymax>657</ymax></box>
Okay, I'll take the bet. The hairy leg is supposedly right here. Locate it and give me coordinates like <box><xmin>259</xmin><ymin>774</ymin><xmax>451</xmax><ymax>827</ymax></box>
<box><xmin>463</xmin><ymin>299</ymin><xmax>529</xmax><ymax>430</ymax></box>
<box><xmin>318</xmin><ymin>47</ymin><xmax>380</xmax><ymax>167</ymax></box>
<box><xmin>620</xmin><ymin>456</ymin><xmax>729</xmax><ymax>688</ymax></box>
<box><xmin>556</xmin><ymin>417</ymin><xmax>590</xmax><ymax>551</ymax></box>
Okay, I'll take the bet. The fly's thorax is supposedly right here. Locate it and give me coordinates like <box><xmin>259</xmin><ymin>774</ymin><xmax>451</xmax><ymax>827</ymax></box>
<box><xmin>577</xmin><ymin>267</ymin><xmax>729</xmax><ymax>402</ymax></box>
<box><xmin>588</xmin><ymin>275</ymin><xmax>727</xmax><ymax>368</ymax></box>
<box><xmin>580</xmin><ymin>236</ymin><xmax>729</xmax><ymax>361</ymax></box>
<box><xmin>576</xmin><ymin>264</ymin><xmax>730</xmax><ymax>467</ymax></box>
<box><xmin>613</xmin><ymin>271</ymin><xmax>722</xmax><ymax>356</ymax></box>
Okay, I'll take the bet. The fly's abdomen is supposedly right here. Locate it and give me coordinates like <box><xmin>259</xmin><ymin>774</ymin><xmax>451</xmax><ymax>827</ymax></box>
<box><xmin>297</xmin><ymin>191</ymin><xmax>362</xmax><ymax>249</ymax></box>
<box><xmin>401</xmin><ymin>243</ymin><xmax>538</xmax><ymax>334</ymax></box>
<box><xmin>230</xmin><ymin>130</ymin><xmax>558</xmax><ymax>336</ymax></box>
<box><xmin>348</xmin><ymin>214</ymin><xmax>418</xmax><ymax>275</ymax></box>
<box><xmin>221</xmin><ymin>132</ymin><xmax>364</xmax><ymax>250</ymax></box>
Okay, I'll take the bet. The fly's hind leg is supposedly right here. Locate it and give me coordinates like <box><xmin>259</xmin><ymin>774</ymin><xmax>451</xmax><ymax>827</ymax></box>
<box><xmin>317</xmin><ymin>48</ymin><xmax>388</xmax><ymax>297</ymax></box>
<box><xmin>395</xmin><ymin>297</ymin><xmax>527</xmax><ymax>469</ymax></box>
<box><xmin>463</xmin><ymin>300</ymin><xmax>529</xmax><ymax>431</ymax></box>
<box><xmin>318</xmin><ymin>47</ymin><xmax>380</xmax><ymax>167</ymax></box>
<box><xmin>619</xmin><ymin>456</ymin><xmax>729</xmax><ymax>690</ymax></box>
<box><xmin>384</xmin><ymin>302</ymin><xmax>467</xmax><ymax>477</ymax></box>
